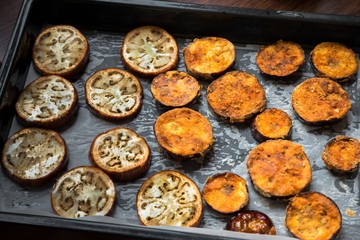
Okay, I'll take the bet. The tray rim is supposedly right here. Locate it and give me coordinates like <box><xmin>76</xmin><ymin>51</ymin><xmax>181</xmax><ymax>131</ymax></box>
<box><xmin>0</xmin><ymin>0</ymin><xmax>359</xmax><ymax>239</ymax></box>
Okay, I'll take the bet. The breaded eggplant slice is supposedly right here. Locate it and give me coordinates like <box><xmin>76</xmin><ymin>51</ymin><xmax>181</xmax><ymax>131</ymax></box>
<box><xmin>15</xmin><ymin>75</ymin><xmax>78</xmax><ymax>129</ymax></box>
<box><xmin>203</xmin><ymin>172</ymin><xmax>249</xmax><ymax>214</ymax></box>
<box><xmin>322</xmin><ymin>135</ymin><xmax>360</xmax><ymax>177</ymax></box>
<box><xmin>151</xmin><ymin>70</ymin><xmax>201</xmax><ymax>107</ymax></box>
<box><xmin>251</xmin><ymin>108</ymin><xmax>292</xmax><ymax>142</ymax></box>
<box><xmin>51</xmin><ymin>166</ymin><xmax>116</xmax><ymax>218</ymax></box>
<box><xmin>206</xmin><ymin>71</ymin><xmax>266</xmax><ymax>123</ymax></box>
<box><xmin>1</xmin><ymin>128</ymin><xmax>67</xmax><ymax>186</ymax></box>
<box><xmin>291</xmin><ymin>77</ymin><xmax>351</xmax><ymax>125</ymax></box>
<box><xmin>85</xmin><ymin>68</ymin><xmax>143</xmax><ymax>121</ymax></box>
<box><xmin>225</xmin><ymin>210</ymin><xmax>276</xmax><ymax>235</ymax></box>
<box><xmin>154</xmin><ymin>107</ymin><xmax>214</xmax><ymax>160</ymax></box>
<box><xmin>256</xmin><ymin>40</ymin><xmax>305</xmax><ymax>77</ymax></box>
<box><xmin>121</xmin><ymin>26</ymin><xmax>178</xmax><ymax>77</ymax></box>
<box><xmin>311</xmin><ymin>42</ymin><xmax>358</xmax><ymax>82</ymax></box>
<box><xmin>183</xmin><ymin>37</ymin><xmax>235</xmax><ymax>80</ymax></box>
<box><xmin>33</xmin><ymin>25</ymin><xmax>89</xmax><ymax>78</ymax></box>
<box><xmin>246</xmin><ymin>140</ymin><xmax>312</xmax><ymax>199</ymax></box>
<box><xmin>90</xmin><ymin>127</ymin><xmax>151</xmax><ymax>181</ymax></box>
<box><xmin>285</xmin><ymin>192</ymin><xmax>342</xmax><ymax>240</ymax></box>
<box><xmin>136</xmin><ymin>170</ymin><xmax>203</xmax><ymax>227</ymax></box>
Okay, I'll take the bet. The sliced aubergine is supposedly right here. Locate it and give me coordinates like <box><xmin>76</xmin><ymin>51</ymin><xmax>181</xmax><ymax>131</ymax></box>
<box><xmin>291</xmin><ymin>77</ymin><xmax>351</xmax><ymax>125</ymax></box>
<box><xmin>251</xmin><ymin>108</ymin><xmax>292</xmax><ymax>142</ymax></box>
<box><xmin>322</xmin><ymin>135</ymin><xmax>360</xmax><ymax>178</ymax></box>
<box><xmin>202</xmin><ymin>172</ymin><xmax>249</xmax><ymax>214</ymax></box>
<box><xmin>285</xmin><ymin>192</ymin><xmax>342</xmax><ymax>240</ymax></box>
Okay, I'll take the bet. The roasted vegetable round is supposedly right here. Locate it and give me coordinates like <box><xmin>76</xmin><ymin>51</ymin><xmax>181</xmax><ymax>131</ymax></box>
<box><xmin>183</xmin><ymin>37</ymin><xmax>235</xmax><ymax>80</ymax></box>
<box><xmin>292</xmin><ymin>77</ymin><xmax>351</xmax><ymax>125</ymax></box>
<box><xmin>206</xmin><ymin>71</ymin><xmax>266</xmax><ymax>123</ymax></box>
<box><xmin>225</xmin><ymin>210</ymin><xmax>276</xmax><ymax>235</ymax></box>
<box><xmin>311</xmin><ymin>41</ymin><xmax>358</xmax><ymax>82</ymax></box>
<box><xmin>154</xmin><ymin>107</ymin><xmax>214</xmax><ymax>160</ymax></box>
<box><xmin>251</xmin><ymin>108</ymin><xmax>292</xmax><ymax>142</ymax></box>
<box><xmin>203</xmin><ymin>172</ymin><xmax>249</xmax><ymax>214</ymax></box>
<box><xmin>136</xmin><ymin>170</ymin><xmax>203</xmax><ymax>227</ymax></box>
<box><xmin>247</xmin><ymin>139</ymin><xmax>312</xmax><ymax>199</ymax></box>
<box><xmin>256</xmin><ymin>40</ymin><xmax>305</xmax><ymax>77</ymax></box>
<box><xmin>285</xmin><ymin>192</ymin><xmax>342</xmax><ymax>240</ymax></box>
<box><xmin>322</xmin><ymin>135</ymin><xmax>360</xmax><ymax>177</ymax></box>
<box><xmin>151</xmin><ymin>70</ymin><xmax>201</xmax><ymax>107</ymax></box>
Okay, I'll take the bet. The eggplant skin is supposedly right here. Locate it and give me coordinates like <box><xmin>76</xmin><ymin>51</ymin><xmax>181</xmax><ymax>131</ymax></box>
<box><xmin>285</xmin><ymin>192</ymin><xmax>342</xmax><ymax>240</ymax></box>
<box><xmin>202</xmin><ymin>172</ymin><xmax>249</xmax><ymax>214</ymax></box>
<box><xmin>250</xmin><ymin>108</ymin><xmax>292</xmax><ymax>142</ymax></box>
<box><xmin>206</xmin><ymin>71</ymin><xmax>266</xmax><ymax>123</ymax></box>
<box><xmin>150</xmin><ymin>70</ymin><xmax>201</xmax><ymax>108</ymax></box>
<box><xmin>246</xmin><ymin>140</ymin><xmax>312</xmax><ymax>199</ymax></box>
<box><xmin>291</xmin><ymin>77</ymin><xmax>351</xmax><ymax>125</ymax></box>
<box><xmin>183</xmin><ymin>37</ymin><xmax>235</xmax><ymax>81</ymax></box>
<box><xmin>310</xmin><ymin>42</ymin><xmax>358</xmax><ymax>82</ymax></box>
<box><xmin>256</xmin><ymin>40</ymin><xmax>305</xmax><ymax>77</ymax></box>
<box><xmin>322</xmin><ymin>135</ymin><xmax>360</xmax><ymax>178</ymax></box>
<box><xmin>225</xmin><ymin>210</ymin><xmax>276</xmax><ymax>235</ymax></box>
<box><xmin>154</xmin><ymin>108</ymin><xmax>214</xmax><ymax>161</ymax></box>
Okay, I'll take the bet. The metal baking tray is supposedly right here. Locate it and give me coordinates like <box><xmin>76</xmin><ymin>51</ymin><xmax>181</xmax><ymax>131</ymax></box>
<box><xmin>0</xmin><ymin>0</ymin><xmax>359</xmax><ymax>239</ymax></box>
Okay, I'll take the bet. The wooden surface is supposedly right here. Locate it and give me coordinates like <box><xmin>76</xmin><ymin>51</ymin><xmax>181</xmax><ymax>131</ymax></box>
<box><xmin>0</xmin><ymin>0</ymin><xmax>359</xmax><ymax>239</ymax></box>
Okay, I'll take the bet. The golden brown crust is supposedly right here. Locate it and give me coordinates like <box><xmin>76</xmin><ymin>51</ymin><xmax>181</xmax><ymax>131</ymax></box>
<box><xmin>256</xmin><ymin>40</ymin><xmax>305</xmax><ymax>77</ymax></box>
<box><xmin>51</xmin><ymin>166</ymin><xmax>116</xmax><ymax>218</ymax></box>
<box><xmin>206</xmin><ymin>71</ymin><xmax>266</xmax><ymax>123</ymax></box>
<box><xmin>154</xmin><ymin>108</ymin><xmax>214</xmax><ymax>160</ymax></box>
<box><xmin>202</xmin><ymin>172</ymin><xmax>249</xmax><ymax>214</ymax></box>
<box><xmin>322</xmin><ymin>135</ymin><xmax>360</xmax><ymax>175</ymax></box>
<box><xmin>291</xmin><ymin>77</ymin><xmax>351</xmax><ymax>124</ymax></box>
<box><xmin>1</xmin><ymin>128</ymin><xmax>67</xmax><ymax>186</ymax></box>
<box><xmin>183</xmin><ymin>37</ymin><xmax>235</xmax><ymax>80</ymax></box>
<box><xmin>89</xmin><ymin>127</ymin><xmax>151</xmax><ymax>181</ymax></box>
<box><xmin>85</xmin><ymin>68</ymin><xmax>143</xmax><ymax>121</ymax></box>
<box><xmin>32</xmin><ymin>25</ymin><xmax>89</xmax><ymax>78</ymax></box>
<box><xmin>151</xmin><ymin>70</ymin><xmax>201</xmax><ymax>107</ymax></box>
<box><xmin>246</xmin><ymin>140</ymin><xmax>312</xmax><ymax>199</ymax></box>
<box><xmin>15</xmin><ymin>75</ymin><xmax>78</xmax><ymax>129</ymax></box>
<box><xmin>136</xmin><ymin>170</ymin><xmax>203</xmax><ymax>227</ymax></box>
<box><xmin>121</xmin><ymin>26</ymin><xmax>178</xmax><ymax>77</ymax></box>
<box><xmin>251</xmin><ymin>108</ymin><xmax>292</xmax><ymax>142</ymax></box>
<box><xmin>285</xmin><ymin>192</ymin><xmax>342</xmax><ymax>240</ymax></box>
<box><xmin>311</xmin><ymin>42</ymin><xmax>358</xmax><ymax>82</ymax></box>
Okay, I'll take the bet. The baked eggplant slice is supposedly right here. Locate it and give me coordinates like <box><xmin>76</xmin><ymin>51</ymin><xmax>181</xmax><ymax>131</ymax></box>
<box><xmin>51</xmin><ymin>166</ymin><xmax>116</xmax><ymax>218</ymax></box>
<box><xmin>246</xmin><ymin>140</ymin><xmax>312</xmax><ymax>199</ymax></box>
<box><xmin>285</xmin><ymin>192</ymin><xmax>342</xmax><ymax>240</ymax></box>
<box><xmin>206</xmin><ymin>71</ymin><xmax>266</xmax><ymax>123</ymax></box>
<box><xmin>311</xmin><ymin>42</ymin><xmax>358</xmax><ymax>82</ymax></box>
<box><xmin>225</xmin><ymin>210</ymin><xmax>276</xmax><ymax>235</ymax></box>
<box><xmin>121</xmin><ymin>25</ymin><xmax>178</xmax><ymax>77</ymax></box>
<box><xmin>89</xmin><ymin>127</ymin><xmax>151</xmax><ymax>181</ymax></box>
<box><xmin>33</xmin><ymin>25</ymin><xmax>89</xmax><ymax>78</ymax></box>
<box><xmin>256</xmin><ymin>40</ymin><xmax>305</xmax><ymax>77</ymax></box>
<box><xmin>151</xmin><ymin>70</ymin><xmax>201</xmax><ymax>107</ymax></box>
<box><xmin>202</xmin><ymin>172</ymin><xmax>249</xmax><ymax>214</ymax></box>
<box><xmin>154</xmin><ymin>107</ymin><xmax>214</xmax><ymax>160</ymax></box>
<box><xmin>1</xmin><ymin>128</ymin><xmax>67</xmax><ymax>186</ymax></box>
<box><xmin>15</xmin><ymin>75</ymin><xmax>78</xmax><ymax>129</ymax></box>
<box><xmin>251</xmin><ymin>108</ymin><xmax>292</xmax><ymax>142</ymax></box>
<box><xmin>322</xmin><ymin>135</ymin><xmax>360</xmax><ymax>177</ymax></box>
<box><xmin>85</xmin><ymin>68</ymin><xmax>143</xmax><ymax>121</ymax></box>
<box><xmin>136</xmin><ymin>170</ymin><xmax>203</xmax><ymax>227</ymax></box>
<box><xmin>291</xmin><ymin>77</ymin><xmax>351</xmax><ymax>125</ymax></box>
<box><xmin>183</xmin><ymin>37</ymin><xmax>235</xmax><ymax>80</ymax></box>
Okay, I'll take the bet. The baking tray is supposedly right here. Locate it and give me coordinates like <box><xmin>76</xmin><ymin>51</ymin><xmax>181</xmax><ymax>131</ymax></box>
<box><xmin>0</xmin><ymin>0</ymin><xmax>359</xmax><ymax>239</ymax></box>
